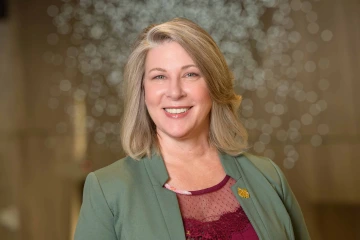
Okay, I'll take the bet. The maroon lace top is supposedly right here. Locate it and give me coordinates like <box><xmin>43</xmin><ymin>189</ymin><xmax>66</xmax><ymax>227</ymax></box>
<box><xmin>164</xmin><ymin>176</ymin><xmax>259</xmax><ymax>240</ymax></box>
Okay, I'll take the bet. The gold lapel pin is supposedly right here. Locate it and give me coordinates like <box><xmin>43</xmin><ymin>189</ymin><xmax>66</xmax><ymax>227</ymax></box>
<box><xmin>237</xmin><ymin>187</ymin><xmax>250</xmax><ymax>198</ymax></box>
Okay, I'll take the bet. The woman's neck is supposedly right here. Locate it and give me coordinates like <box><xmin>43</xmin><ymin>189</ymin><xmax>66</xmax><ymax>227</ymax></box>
<box><xmin>157</xmin><ymin>132</ymin><xmax>217</xmax><ymax>166</ymax></box>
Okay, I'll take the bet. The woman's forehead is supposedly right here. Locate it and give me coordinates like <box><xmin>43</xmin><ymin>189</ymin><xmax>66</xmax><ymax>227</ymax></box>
<box><xmin>145</xmin><ymin>42</ymin><xmax>197</xmax><ymax>71</ymax></box>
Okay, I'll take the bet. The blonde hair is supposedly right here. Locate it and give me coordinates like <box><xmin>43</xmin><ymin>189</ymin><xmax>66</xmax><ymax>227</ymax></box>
<box><xmin>121</xmin><ymin>18</ymin><xmax>248</xmax><ymax>159</ymax></box>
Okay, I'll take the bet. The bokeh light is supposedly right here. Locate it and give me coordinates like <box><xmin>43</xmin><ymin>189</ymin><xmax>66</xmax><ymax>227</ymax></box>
<box><xmin>44</xmin><ymin>0</ymin><xmax>331</xmax><ymax>168</ymax></box>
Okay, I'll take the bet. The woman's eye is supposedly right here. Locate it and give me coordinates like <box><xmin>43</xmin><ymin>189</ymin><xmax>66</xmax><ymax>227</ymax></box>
<box><xmin>153</xmin><ymin>75</ymin><xmax>165</xmax><ymax>79</ymax></box>
<box><xmin>185</xmin><ymin>73</ymin><xmax>199</xmax><ymax>78</ymax></box>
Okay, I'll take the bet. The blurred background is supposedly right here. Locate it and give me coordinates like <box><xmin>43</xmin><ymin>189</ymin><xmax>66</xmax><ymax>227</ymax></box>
<box><xmin>0</xmin><ymin>0</ymin><xmax>359</xmax><ymax>239</ymax></box>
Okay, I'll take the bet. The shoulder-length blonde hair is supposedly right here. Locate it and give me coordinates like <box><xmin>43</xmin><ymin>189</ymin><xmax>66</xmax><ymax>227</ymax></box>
<box><xmin>121</xmin><ymin>18</ymin><xmax>248</xmax><ymax>159</ymax></box>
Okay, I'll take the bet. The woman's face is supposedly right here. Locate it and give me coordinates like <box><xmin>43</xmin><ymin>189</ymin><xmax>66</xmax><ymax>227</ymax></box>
<box><xmin>143</xmin><ymin>41</ymin><xmax>212</xmax><ymax>141</ymax></box>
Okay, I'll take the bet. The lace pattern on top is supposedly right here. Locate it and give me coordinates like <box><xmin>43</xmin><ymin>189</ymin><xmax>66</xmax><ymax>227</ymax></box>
<box><xmin>165</xmin><ymin>176</ymin><xmax>259</xmax><ymax>240</ymax></box>
<box><xmin>183</xmin><ymin>206</ymin><xmax>255</xmax><ymax>240</ymax></box>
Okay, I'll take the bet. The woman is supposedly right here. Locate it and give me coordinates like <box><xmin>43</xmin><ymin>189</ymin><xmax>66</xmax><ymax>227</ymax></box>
<box><xmin>75</xmin><ymin>18</ymin><xmax>310</xmax><ymax>240</ymax></box>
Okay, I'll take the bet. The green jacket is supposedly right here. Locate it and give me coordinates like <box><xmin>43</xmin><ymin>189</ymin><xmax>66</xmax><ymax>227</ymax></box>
<box><xmin>75</xmin><ymin>152</ymin><xmax>311</xmax><ymax>240</ymax></box>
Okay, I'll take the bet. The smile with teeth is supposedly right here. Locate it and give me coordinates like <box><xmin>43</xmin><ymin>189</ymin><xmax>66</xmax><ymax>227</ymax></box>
<box><xmin>164</xmin><ymin>108</ymin><xmax>191</xmax><ymax>114</ymax></box>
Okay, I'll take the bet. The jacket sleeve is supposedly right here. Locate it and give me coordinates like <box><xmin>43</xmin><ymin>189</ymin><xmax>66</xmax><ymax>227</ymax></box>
<box><xmin>270</xmin><ymin>161</ymin><xmax>311</xmax><ymax>240</ymax></box>
<box><xmin>74</xmin><ymin>172</ymin><xmax>118</xmax><ymax>240</ymax></box>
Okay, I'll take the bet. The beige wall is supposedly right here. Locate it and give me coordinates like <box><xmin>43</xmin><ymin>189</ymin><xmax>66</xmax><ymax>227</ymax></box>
<box><xmin>1</xmin><ymin>1</ymin><xmax>74</xmax><ymax>239</ymax></box>
<box><xmin>0</xmin><ymin>19</ymin><xmax>21</xmax><ymax>240</ymax></box>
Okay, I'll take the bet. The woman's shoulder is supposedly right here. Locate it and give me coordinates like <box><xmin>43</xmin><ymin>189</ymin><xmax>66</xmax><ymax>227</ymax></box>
<box><xmin>243</xmin><ymin>153</ymin><xmax>280</xmax><ymax>176</ymax></box>
<box><xmin>238</xmin><ymin>152</ymin><xmax>284</xmax><ymax>191</ymax></box>
<box><xmin>92</xmin><ymin>156</ymin><xmax>146</xmax><ymax>186</ymax></box>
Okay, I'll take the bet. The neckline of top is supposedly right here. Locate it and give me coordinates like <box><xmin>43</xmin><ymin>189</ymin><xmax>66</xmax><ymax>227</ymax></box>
<box><xmin>164</xmin><ymin>175</ymin><xmax>230</xmax><ymax>196</ymax></box>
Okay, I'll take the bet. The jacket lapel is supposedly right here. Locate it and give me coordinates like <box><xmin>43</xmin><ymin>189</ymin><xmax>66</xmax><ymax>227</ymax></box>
<box><xmin>219</xmin><ymin>152</ymin><xmax>270</xmax><ymax>239</ymax></box>
<box><xmin>143</xmin><ymin>154</ymin><xmax>185</xmax><ymax>240</ymax></box>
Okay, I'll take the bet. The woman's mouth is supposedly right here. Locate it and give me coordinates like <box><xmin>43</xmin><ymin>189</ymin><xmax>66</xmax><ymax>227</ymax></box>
<box><xmin>164</xmin><ymin>108</ymin><xmax>191</xmax><ymax>114</ymax></box>
<box><xmin>163</xmin><ymin>107</ymin><xmax>192</xmax><ymax>118</ymax></box>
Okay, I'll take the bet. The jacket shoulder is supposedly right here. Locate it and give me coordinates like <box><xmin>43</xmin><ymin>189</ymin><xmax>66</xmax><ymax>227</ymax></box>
<box><xmin>94</xmin><ymin>156</ymin><xmax>143</xmax><ymax>180</ymax></box>
<box><xmin>90</xmin><ymin>156</ymin><xmax>147</xmax><ymax>198</ymax></box>
<box><xmin>241</xmin><ymin>152</ymin><xmax>284</xmax><ymax>195</ymax></box>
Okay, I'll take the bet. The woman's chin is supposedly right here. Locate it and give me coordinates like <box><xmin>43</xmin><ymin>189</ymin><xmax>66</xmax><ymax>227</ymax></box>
<box><xmin>157</xmin><ymin>128</ymin><xmax>195</xmax><ymax>141</ymax></box>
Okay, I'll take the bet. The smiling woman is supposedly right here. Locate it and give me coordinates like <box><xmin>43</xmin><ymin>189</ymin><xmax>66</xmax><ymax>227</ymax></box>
<box><xmin>122</xmin><ymin>18</ymin><xmax>248</xmax><ymax>160</ymax></box>
<box><xmin>74</xmin><ymin>18</ymin><xmax>310</xmax><ymax>240</ymax></box>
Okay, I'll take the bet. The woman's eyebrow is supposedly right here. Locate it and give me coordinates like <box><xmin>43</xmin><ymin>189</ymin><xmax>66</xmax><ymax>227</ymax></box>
<box><xmin>148</xmin><ymin>65</ymin><xmax>197</xmax><ymax>73</ymax></box>
<box><xmin>148</xmin><ymin>67</ymin><xmax>166</xmax><ymax>73</ymax></box>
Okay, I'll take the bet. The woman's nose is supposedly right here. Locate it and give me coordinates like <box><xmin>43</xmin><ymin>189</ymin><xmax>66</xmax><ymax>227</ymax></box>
<box><xmin>166</xmin><ymin>77</ymin><xmax>185</xmax><ymax>99</ymax></box>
